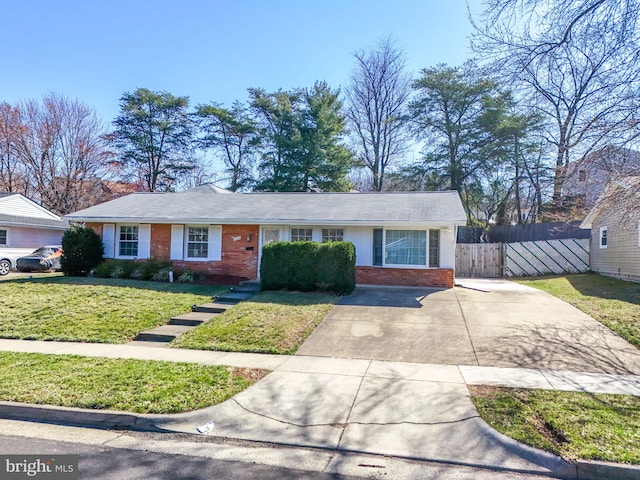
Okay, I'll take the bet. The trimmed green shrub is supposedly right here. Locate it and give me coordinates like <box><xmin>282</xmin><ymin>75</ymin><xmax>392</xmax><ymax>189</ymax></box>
<box><xmin>61</xmin><ymin>226</ymin><xmax>104</xmax><ymax>276</ymax></box>
<box><xmin>260</xmin><ymin>241</ymin><xmax>355</xmax><ymax>294</ymax></box>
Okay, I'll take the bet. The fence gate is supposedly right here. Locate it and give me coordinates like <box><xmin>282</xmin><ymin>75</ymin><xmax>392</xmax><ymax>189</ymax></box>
<box><xmin>455</xmin><ymin>243</ymin><xmax>503</xmax><ymax>277</ymax></box>
<box><xmin>503</xmin><ymin>238</ymin><xmax>590</xmax><ymax>277</ymax></box>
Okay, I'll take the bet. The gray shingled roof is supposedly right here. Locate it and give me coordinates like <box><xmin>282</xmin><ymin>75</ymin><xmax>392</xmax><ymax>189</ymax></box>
<box><xmin>66</xmin><ymin>187</ymin><xmax>467</xmax><ymax>226</ymax></box>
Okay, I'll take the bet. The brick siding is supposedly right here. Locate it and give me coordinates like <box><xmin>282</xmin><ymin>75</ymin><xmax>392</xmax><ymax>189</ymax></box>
<box><xmin>356</xmin><ymin>266</ymin><xmax>454</xmax><ymax>288</ymax></box>
<box><xmin>172</xmin><ymin>225</ymin><xmax>259</xmax><ymax>280</ymax></box>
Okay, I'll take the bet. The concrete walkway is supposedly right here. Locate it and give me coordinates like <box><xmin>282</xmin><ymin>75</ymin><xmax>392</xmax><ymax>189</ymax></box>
<box><xmin>1</xmin><ymin>339</ymin><xmax>640</xmax><ymax>478</ymax></box>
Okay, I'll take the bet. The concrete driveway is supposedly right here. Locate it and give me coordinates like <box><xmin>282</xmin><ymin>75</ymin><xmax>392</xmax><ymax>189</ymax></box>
<box><xmin>296</xmin><ymin>279</ymin><xmax>640</xmax><ymax>374</ymax></box>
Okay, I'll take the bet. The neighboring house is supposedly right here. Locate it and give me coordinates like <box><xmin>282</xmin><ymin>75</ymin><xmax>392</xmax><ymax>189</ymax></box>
<box><xmin>564</xmin><ymin>146</ymin><xmax>640</xmax><ymax>209</ymax></box>
<box><xmin>66</xmin><ymin>184</ymin><xmax>467</xmax><ymax>288</ymax></box>
<box><xmin>580</xmin><ymin>176</ymin><xmax>640</xmax><ymax>282</ymax></box>
<box><xmin>0</xmin><ymin>193</ymin><xmax>69</xmax><ymax>274</ymax></box>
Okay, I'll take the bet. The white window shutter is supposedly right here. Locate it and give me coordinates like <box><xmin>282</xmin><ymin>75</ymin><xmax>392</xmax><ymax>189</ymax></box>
<box><xmin>102</xmin><ymin>224</ymin><xmax>115</xmax><ymax>258</ymax></box>
<box><xmin>208</xmin><ymin>225</ymin><xmax>222</xmax><ymax>261</ymax></box>
<box><xmin>170</xmin><ymin>225</ymin><xmax>184</xmax><ymax>260</ymax></box>
<box><xmin>138</xmin><ymin>224</ymin><xmax>151</xmax><ymax>259</ymax></box>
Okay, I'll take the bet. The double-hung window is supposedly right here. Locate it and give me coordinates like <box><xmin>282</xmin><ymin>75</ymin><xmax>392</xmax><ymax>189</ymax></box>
<box><xmin>599</xmin><ymin>226</ymin><xmax>608</xmax><ymax>249</ymax></box>
<box><xmin>291</xmin><ymin>228</ymin><xmax>313</xmax><ymax>241</ymax></box>
<box><xmin>0</xmin><ymin>229</ymin><xmax>7</xmax><ymax>246</ymax></box>
<box><xmin>322</xmin><ymin>228</ymin><xmax>344</xmax><ymax>242</ymax></box>
<box><xmin>118</xmin><ymin>225</ymin><xmax>139</xmax><ymax>257</ymax></box>
<box><xmin>187</xmin><ymin>226</ymin><xmax>209</xmax><ymax>258</ymax></box>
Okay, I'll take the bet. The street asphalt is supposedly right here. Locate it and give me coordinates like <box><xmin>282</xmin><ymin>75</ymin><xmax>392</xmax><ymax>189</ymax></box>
<box><xmin>1</xmin><ymin>279</ymin><xmax>640</xmax><ymax>479</ymax></box>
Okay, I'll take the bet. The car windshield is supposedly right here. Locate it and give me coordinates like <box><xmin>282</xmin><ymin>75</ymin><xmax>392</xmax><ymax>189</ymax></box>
<box><xmin>31</xmin><ymin>247</ymin><xmax>57</xmax><ymax>256</ymax></box>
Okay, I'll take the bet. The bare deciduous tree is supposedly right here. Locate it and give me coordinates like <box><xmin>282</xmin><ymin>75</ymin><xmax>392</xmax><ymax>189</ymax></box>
<box><xmin>474</xmin><ymin>0</ymin><xmax>640</xmax><ymax>205</ymax></box>
<box><xmin>11</xmin><ymin>93</ymin><xmax>109</xmax><ymax>214</ymax></box>
<box><xmin>346</xmin><ymin>38</ymin><xmax>411</xmax><ymax>191</ymax></box>
<box><xmin>0</xmin><ymin>102</ymin><xmax>27</xmax><ymax>193</ymax></box>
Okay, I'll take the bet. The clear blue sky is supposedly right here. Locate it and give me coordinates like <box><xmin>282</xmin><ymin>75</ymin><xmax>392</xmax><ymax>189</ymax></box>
<box><xmin>1</xmin><ymin>1</ymin><xmax>482</xmax><ymax>125</ymax></box>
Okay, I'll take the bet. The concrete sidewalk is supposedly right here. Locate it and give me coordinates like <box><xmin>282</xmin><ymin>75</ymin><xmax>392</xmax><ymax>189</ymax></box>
<box><xmin>1</xmin><ymin>339</ymin><xmax>640</xmax><ymax>478</ymax></box>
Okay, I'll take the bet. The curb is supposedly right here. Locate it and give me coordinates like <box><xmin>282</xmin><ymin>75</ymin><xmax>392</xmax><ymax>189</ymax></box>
<box><xmin>4</xmin><ymin>401</ymin><xmax>640</xmax><ymax>480</ymax></box>
<box><xmin>575</xmin><ymin>460</ymin><xmax>640</xmax><ymax>480</ymax></box>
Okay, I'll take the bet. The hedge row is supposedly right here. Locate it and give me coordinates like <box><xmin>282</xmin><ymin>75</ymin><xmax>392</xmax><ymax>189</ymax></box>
<box><xmin>260</xmin><ymin>241</ymin><xmax>355</xmax><ymax>294</ymax></box>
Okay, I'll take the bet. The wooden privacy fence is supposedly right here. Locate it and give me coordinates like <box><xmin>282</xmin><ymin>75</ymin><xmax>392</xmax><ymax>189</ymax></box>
<box><xmin>456</xmin><ymin>238</ymin><xmax>590</xmax><ymax>278</ymax></box>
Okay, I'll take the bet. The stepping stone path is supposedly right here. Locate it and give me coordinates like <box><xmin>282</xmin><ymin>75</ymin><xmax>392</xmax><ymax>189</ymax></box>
<box><xmin>128</xmin><ymin>280</ymin><xmax>260</xmax><ymax>348</ymax></box>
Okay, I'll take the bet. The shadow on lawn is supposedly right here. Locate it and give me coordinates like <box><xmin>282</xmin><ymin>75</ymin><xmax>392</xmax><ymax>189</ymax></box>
<box><xmin>3</xmin><ymin>275</ymin><xmax>229</xmax><ymax>296</ymax></box>
<box><xmin>564</xmin><ymin>273</ymin><xmax>640</xmax><ymax>304</ymax></box>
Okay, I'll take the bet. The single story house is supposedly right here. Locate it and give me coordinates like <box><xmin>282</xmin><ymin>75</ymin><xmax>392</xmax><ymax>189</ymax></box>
<box><xmin>580</xmin><ymin>176</ymin><xmax>640</xmax><ymax>282</ymax></box>
<box><xmin>0</xmin><ymin>193</ymin><xmax>69</xmax><ymax>274</ymax></box>
<box><xmin>65</xmin><ymin>185</ymin><xmax>467</xmax><ymax>287</ymax></box>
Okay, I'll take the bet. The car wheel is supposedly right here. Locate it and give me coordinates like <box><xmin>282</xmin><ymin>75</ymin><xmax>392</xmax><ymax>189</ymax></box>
<box><xmin>0</xmin><ymin>259</ymin><xmax>11</xmax><ymax>276</ymax></box>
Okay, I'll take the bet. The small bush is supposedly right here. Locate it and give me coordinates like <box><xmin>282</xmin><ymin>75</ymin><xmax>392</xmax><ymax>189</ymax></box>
<box><xmin>177</xmin><ymin>270</ymin><xmax>196</xmax><ymax>283</ymax></box>
<box><xmin>152</xmin><ymin>267</ymin><xmax>172</xmax><ymax>282</ymax></box>
<box><xmin>261</xmin><ymin>241</ymin><xmax>355</xmax><ymax>294</ymax></box>
<box><xmin>61</xmin><ymin>226</ymin><xmax>104</xmax><ymax>276</ymax></box>
<box><xmin>93</xmin><ymin>259</ymin><xmax>138</xmax><ymax>279</ymax></box>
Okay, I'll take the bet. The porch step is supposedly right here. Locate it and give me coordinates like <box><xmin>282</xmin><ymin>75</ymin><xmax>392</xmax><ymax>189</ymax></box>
<box><xmin>239</xmin><ymin>279</ymin><xmax>260</xmax><ymax>287</ymax></box>
<box><xmin>168</xmin><ymin>311</ymin><xmax>214</xmax><ymax>326</ymax></box>
<box><xmin>194</xmin><ymin>303</ymin><xmax>234</xmax><ymax>314</ymax></box>
<box><xmin>231</xmin><ymin>285</ymin><xmax>261</xmax><ymax>294</ymax></box>
<box><xmin>134</xmin><ymin>324</ymin><xmax>194</xmax><ymax>343</ymax></box>
<box><xmin>214</xmin><ymin>292</ymin><xmax>255</xmax><ymax>304</ymax></box>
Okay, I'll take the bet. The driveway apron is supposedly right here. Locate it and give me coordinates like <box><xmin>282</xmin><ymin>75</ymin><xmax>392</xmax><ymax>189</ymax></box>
<box><xmin>296</xmin><ymin>279</ymin><xmax>640</xmax><ymax>374</ymax></box>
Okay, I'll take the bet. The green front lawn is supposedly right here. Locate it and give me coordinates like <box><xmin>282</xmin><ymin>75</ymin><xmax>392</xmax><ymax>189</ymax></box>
<box><xmin>0</xmin><ymin>277</ymin><xmax>227</xmax><ymax>343</ymax></box>
<box><xmin>470</xmin><ymin>385</ymin><xmax>640</xmax><ymax>464</ymax></box>
<box><xmin>172</xmin><ymin>291</ymin><xmax>337</xmax><ymax>354</ymax></box>
<box><xmin>517</xmin><ymin>273</ymin><xmax>640</xmax><ymax>348</ymax></box>
<box><xmin>0</xmin><ymin>351</ymin><xmax>268</xmax><ymax>414</ymax></box>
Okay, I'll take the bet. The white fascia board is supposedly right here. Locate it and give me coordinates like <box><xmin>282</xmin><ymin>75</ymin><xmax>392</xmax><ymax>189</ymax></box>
<box><xmin>66</xmin><ymin>217</ymin><xmax>467</xmax><ymax>228</ymax></box>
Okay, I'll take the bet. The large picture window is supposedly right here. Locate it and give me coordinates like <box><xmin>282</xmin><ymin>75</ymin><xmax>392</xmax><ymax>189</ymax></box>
<box><xmin>119</xmin><ymin>225</ymin><xmax>139</xmax><ymax>257</ymax></box>
<box><xmin>187</xmin><ymin>226</ymin><xmax>209</xmax><ymax>258</ymax></box>
<box><xmin>385</xmin><ymin>230</ymin><xmax>427</xmax><ymax>266</ymax></box>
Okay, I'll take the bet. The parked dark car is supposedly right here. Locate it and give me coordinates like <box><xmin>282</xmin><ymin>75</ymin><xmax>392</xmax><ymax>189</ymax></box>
<box><xmin>16</xmin><ymin>246</ymin><xmax>63</xmax><ymax>272</ymax></box>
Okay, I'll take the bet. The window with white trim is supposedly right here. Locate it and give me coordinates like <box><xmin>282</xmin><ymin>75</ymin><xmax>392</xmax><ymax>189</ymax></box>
<box><xmin>186</xmin><ymin>226</ymin><xmax>209</xmax><ymax>258</ymax></box>
<box><xmin>385</xmin><ymin>230</ymin><xmax>427</xmax><ymax>266</ymax></box>
<box><xmin>322</xmin><ymin>228</ymin><xmax>344</xmax><ymax>242</ymax></box>
<box><xmin>291</xmin><ymin>228</ymin><xmax>312</xmax><ymax>241</ymax></box>
<box><xmin>428</xmin><ymin>230</ymin><xmax>440</xmax><ymax>267</ymax></box>
<box><xmin>118</xmin><ymin>225</ymin><xmax>139</xmax><ymax>256</ymax></box>
<box><xmin>599</xmin><ymin>226</ymin><xmax>608</xmax><ymax>249</ymax></box>
<box><xmin>0</xmin><ymin>229</ymin><xmax>7</xmax><ymax>246</ymax></box>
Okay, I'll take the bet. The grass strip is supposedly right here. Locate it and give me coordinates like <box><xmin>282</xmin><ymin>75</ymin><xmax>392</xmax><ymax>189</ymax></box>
<box><xmin>470</xmin><ymin>385</ymin><xmax>640</xmax><ymax>464</ymax></box>
<box><xmin>0</xmin><ymin>351</ymin><xmax>268</xmax><ymax>414</ymax></box>
<box><xmin>172</xmin><ymin>291</ymin><xmax>337</xmax><ymax>354</ymax></box>
<box><xmin>517</xmin><ymin>273</ymin><xmax>640</xmax><ymax>348</ymax></box>
<box><xmin>0</xmin><ymin>276</ymin><xmax>226</xmax><ymax>343</ymax></box>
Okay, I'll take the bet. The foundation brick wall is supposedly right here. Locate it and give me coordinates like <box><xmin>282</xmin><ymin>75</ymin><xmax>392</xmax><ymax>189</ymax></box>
<box><xmin>356</xmin><ymin>266</ymin><xmax>454</xmax><ymax>288</ymax></box>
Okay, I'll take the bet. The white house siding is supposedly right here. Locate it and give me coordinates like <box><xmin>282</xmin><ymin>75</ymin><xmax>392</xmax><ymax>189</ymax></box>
<box><xmin>590</xmin><ymin>194</ymin><xmax>640</xmax><ymax>282</ymax></box>
<box><xmin>343</xmin><ymin>226</ymin><xmax>373</xmax><ymax>267</ymax></box>
<box><xmin>0</xmin><ymin>226</ymin><xmax>63</xmax><ymax>248</ymax></box>
<box><xmin>0</xmin><ymin>195</ymin><xmax>61</xmax><ymax>220</ymax></box>
<box><xmin>440</xmin><ymin>227</ymin><xmax>456</xmax><ymax>269</ymax></box>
